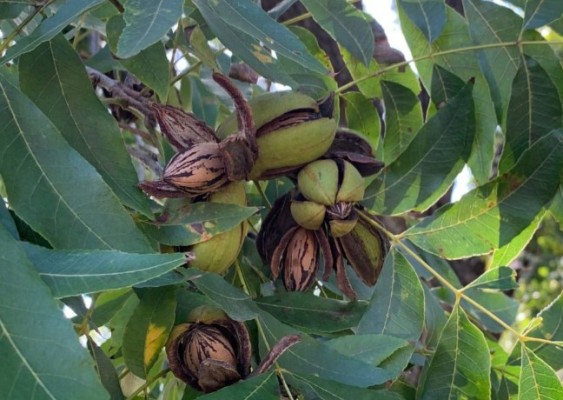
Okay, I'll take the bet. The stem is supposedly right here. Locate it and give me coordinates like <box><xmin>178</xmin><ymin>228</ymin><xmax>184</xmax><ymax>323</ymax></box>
<box><xmin>253</xmin><ymin>180</ymin><xmax>272</xmax><ymax>210</ymax></box>
<box><xmin>357</xmin><ymin>210</ymin><xmax>563</xmax><ymax>348</ymax></box>
<box><xmin>255</xmin><ymin>319</ymin><xmax>295</xmax><ymax>400</ymax></box>
<box><xmin>336</xmin><ymin>40</ymin><xmax>563</xmax><ymax>94</ymax></box>
<box><xmin>0</xmin><ymin>0</ymin><xmax>57</xmax><ymax>54</ymax></box>
<box><xmin>86</xmin><ymin>66</ymin><xmax>154</xmax><ymax>117</ymax></box>
<box><xmin>124</xmin><ymin>368</ymin><xmax>170</xmax><ymax>400</ymax></box>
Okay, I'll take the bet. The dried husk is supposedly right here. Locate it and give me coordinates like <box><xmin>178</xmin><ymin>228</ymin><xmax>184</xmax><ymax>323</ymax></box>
<box><xmin>166</xmin><ymin>306</ymin><xmax>251</xmax><ymax>393</ymax></box>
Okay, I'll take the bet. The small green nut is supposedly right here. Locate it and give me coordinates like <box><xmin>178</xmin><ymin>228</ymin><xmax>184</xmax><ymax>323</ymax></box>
<box><xmin>189</xmin><ymin>182</ymin><xmax>247</xmax><ymax>275</ymax></box>
<box><xmin>329</xmin><ymin>218</ymin><xmax>357</xmax><ymax>238</ymax></box>
<box><xmin>336</xmin><ymin>161</ymin><xmax>365</xmax><ymax>202</ymax></box>
<box><xmin>188</xmin><ymin>305</ymin><xmax>228</xmax><ymax>324</ymax></box>
<box><xmin>216</xmin><ymin>91</ymin><xmax>337</xmax><ymax>179</ymax></box>
<box><xmin>290</xmin><ymin>200</ymin><xmax>326</xmax><ymax>230</ymax></box>
<box><xmin>250</xmin><ymin>117</ymin><xmax>336</xmax><ymax>179</ymax></box>
<box><xmin>297</xmin><ymin>159</ymin><xmax>339</xmax><ymax>205</ymax></box>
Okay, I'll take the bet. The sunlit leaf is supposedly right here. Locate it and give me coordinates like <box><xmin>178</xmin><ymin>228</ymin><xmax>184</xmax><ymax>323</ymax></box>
<box><xmin>0</xmin><ymin>225</ymin><xmax>110</xmax><ymax>400</ymax></box>
<box><xmin>0</xmin><ymin>0</ymin><xmax>104</xmax><ymax>66</ymax></box>
<box><xmin>19</xmin><ymin>35</ymin><xmax>153</xmax><ymax>217</ymax></box>
<box><xmin>0</xmin><ymin>70</ymin><xmax>152</xmax><ymax>252</ymax></box>
<box><xmin>343</xmin><ymin>91</ymin><xmax>381</xmax><ymax>149</ymax></box>
<box><xmin>381</xmin><ymin>80</ymin><xmax>423</xmax><ymax>164</ymax></box>
<box><xmin>23</xmin><ymin>243</ymin><xmax>186</xmax><ymax>298</ymax></box>
<box><xmin>519</xmin><ymin>346</ymin><xmax>563</xmax><ymax>400</ymax></box>
<box><xmin>122</xmin><ymin>287</ymin><xmax>177</xmax><ymax>379</ymax></box>
<box><xmin>365</xmin><ymin>80</ymin><xmax>474</xmax><ymax>215</ymax></box>
<box><xmin>399</xmin><ymin>5</ymin><xmax>497</xmax><ymax>184</ymax></box>
<box><xmin>490</xmin><ymin>209</ymin><xmax>546</xmax><ymax>268</ymax></box>
<box><xmin>465</xmin><ymin>267</ymin><xmax>518</xmax><ymax>291</ymax></box>
<box><xmin>116</xmin><ymin>0</ymin><xmax>183</xmax><ymax>58</ymax></box>
<box><xmin>406</xmin><ymin>130</ymin><xmax>563</xmax><ymax>259</ymax></box>
<box><xmin>418</xmin><ymin>304</ymin><xmax>491</xmax><ymax>399</ymax></box>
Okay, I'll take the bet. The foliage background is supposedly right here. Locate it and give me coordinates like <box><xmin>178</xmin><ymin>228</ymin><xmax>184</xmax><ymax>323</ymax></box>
<box><xmin>0</xmin><ymin>0</ymin><xmax>562</xmax><ymax>399</ymax></box>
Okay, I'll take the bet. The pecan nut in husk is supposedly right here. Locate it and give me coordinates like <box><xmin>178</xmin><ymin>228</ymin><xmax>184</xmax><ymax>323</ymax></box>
<box><xmin>140</xmin><ymin>72</ymin><xmax>257</xmax><ymax>198</ymax></box>
<box><xmin>216</xmin><ymin>91</ymin><xmax>337</xmax><ymax>180</ymax></box>
<box><xmin>188</xmin><ymin>182</ymin><xmax>248</xmax><ymax>275</ymax></box>
<box><xmin>166</xmin><ymin>306</ymin><xmax>251</xmax><ymax>393</ymax></box>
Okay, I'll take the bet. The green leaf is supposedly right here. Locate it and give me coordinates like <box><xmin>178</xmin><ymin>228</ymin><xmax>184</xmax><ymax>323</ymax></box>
<box><xmin>465</xmin><ymin>266</ymin><xmax>518</xmax><ymax>291</ymax></box>
<box><xmin>122</xmin><ymin>287</ymin><xmax>177</xmax><ymax>379</ymax></box>
<box><xmin>210</xmin><ymin>0</ymin><xmax>326</xmax><ymax>74</ymax></box>
<box><xmin>405</xmin><ymin>130</ymin><xmax>563</xmax><ymax>259</ymax></box>
<box><xmin>357</xmin><ymin>249</ymin><xmax>425</xmax><ymax>341</ymax></box>
<box><xmin>418</xmin><ymin>304</ymin><xmax>491</xmax><ymax>400</ymax></box>
<box><xmin>255</xmin><ymin>292</ymin><xmax>368</xmax><ymax>334</ymax></box>
<box><xmin>257</xmin><ymin>310</ymin><xmax>388</xmax><ymax>387</ymax></box>
<box><xmin>500</xmin><ymin>55</ymin><xmax>563</xmax><ymax>172</ymax></box>
<box><xmin>522</xmin><ymin>0</ymin><xmax>563</xmax><ymax>31</ymax></box>
<box><xmin>300</xmin><ymin>0</ymin><xmax>374</xmax><ymax>66</ymax></box>
<box><xmin>19</xmin><ymin>35</ymin><xmax>152</xmax><ymax>218</ymax></box>
<box><xmin>341</xmin><ymin>46</ymin><xmax>420</xmax><ymax>100</ymax></box>
<box><xmin>466</xmin><ymin>267</ymin><xmax>518</xmax><ymax>291</ymax></box>
<box><xmin>490</xmin><ymin>209</ymin><xmax>547</xmax><ymax>268</ymax></box>
<box><xmin>365</xmin><ymin>80</ymin><xmax>475</xmax><ymax>215</ymax></box>
<box><xmin>281</xmin><ymin>26</ymin><xmax>337</xmax><ymax>98</ymax></box>
<box><xmin>116</xmin><ymin>0</ymin><xmax>183</xmax><ymax>58</ymax></box>
<box><xmin>22</xmin><ymin>243</ymin><xmax>186</xmax><ymax>298</ymax></box>
<box><xmin>463</xmin><ymin>0</ymin><xmax>521</xmax><ymax>122</ymax></box>
<box><xmin>519</xmin><ymin>346</ymin><xmax>563</xmax><ymax>400</ymax></box>
<box><xmin>399</xmin><ymin>0</ymin><xmax>446</xmax><ymax>43</ymax></box>
<box><xmin>422</xmin><ymin>284</ymin><xmax>448</xmax><ymax>348</ymax></box>
<box><xmin>184</xmin><ymin>268</ymin><xmax>259</xmax><ymax>321</ymax></box>
<box><xmin>0</xmin><ymin>201</ymin><xmax>18</xmax><ymax>239</ymax></box>
<box><xmin>0</xmin><ymin>71</ymin><xmax>152</xmax><ymax>252</ymax></box>
<box><xmin>527</xmin><ymin>292</ymin><xmax>563</xmax><ymax>370</ymax></box>
<box><xmin>0</xmin><ymin>225</ymin><xmax>109</xmax><ymax>400</ymax></box>
<box><xmin>106</xmin><ymin>15</ymin><xmax>170</xmax><ymax>100</ymax></box>
<box><xmin>550</xmin><ymin>186</ymin><xmax>563</xmax><ymax>226</ymax></box>
<box><xmin>189</xmin><ymin>75</ymin><xmax>219</xmax><ymax>127</ymax></box>
<box><xmin>141</xmin><ymin>202</ymin><xmax>257</xmax><ymax>246</ymax></box>
<box><xmin>430</xmin><ymin>65</ymin><xmax>467</xmax><ymax>107</ymax></box>
<box><xmin>463</xmin><ymin>289</ymin><xmax>518</xmax><ymax>333</ymax></box>
<box><xmin>0</xmin><ymin>0</ymin><xmax>104</xmax><ymax>66</ymax></box>
<box><xmin>381</xmin><ymin>80</ymin><xmax>423</xmax><ymax>164</ymax></box>
<box><xmin>87</xmin><ymin>340</ymin><xmax>124</xmax><ymax>400</ymax></box>
<box><xmin>289</xmin><ymin>373</ymin><xmax>403</xmax><ymax>400</ymax></box>
<box><xmin>326</xmin><ymin>334</ymin><xmax>412</xmax><ymax>381</ymax></box>
<box><xmin>399</xmin><ymin>5</ymin><xmax>497</xmax><ymax>184</ymax></box>
<box><xmin>0</xmin><ymin>2</ymin><xmax>26</xmax><ymax>19</ymax></box>
<box><xmin>343</xmin><ymin>91</ymin><xmax>381</xmax><ymax>149</ymax></box>
<box><xmin>199</xmin><ymin>372</ymin><xmax>279</xmax><ymax>400</ymax></box>
<box><xmin>189</xmin><ymin>25</ymin><xmax>219</xmax><ymax>70</ymax></box>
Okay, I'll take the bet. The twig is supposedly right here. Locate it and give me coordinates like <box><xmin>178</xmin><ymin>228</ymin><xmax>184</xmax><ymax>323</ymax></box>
<box><xmin>85</xmin><ymin>66</ymin><xmax>154</xmax><ymax>117</ymax></box>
